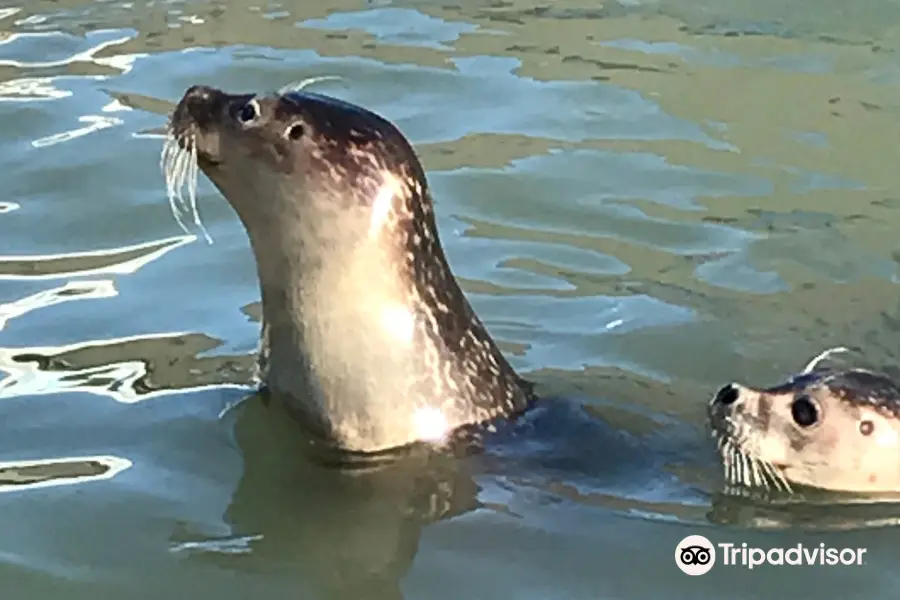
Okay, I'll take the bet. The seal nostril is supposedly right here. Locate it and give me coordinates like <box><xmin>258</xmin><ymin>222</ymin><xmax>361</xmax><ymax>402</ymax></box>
<box><xmin>714</xmin><ymin>384</ymin><xmax>739</xmax><ymax>406</ymax></box>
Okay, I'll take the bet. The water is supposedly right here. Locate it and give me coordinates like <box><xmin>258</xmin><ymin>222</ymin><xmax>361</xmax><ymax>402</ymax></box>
<box><xmin>3</xmin><ymin>0</ymin><xmax>900</xmax><ymax>597</ymax></box>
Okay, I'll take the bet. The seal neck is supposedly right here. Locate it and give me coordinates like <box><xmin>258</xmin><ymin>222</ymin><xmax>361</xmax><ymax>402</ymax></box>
<box><xmin>244</xmin><ymin>188</ymin><xmax>534</xmax><ymax>453</ymax></box>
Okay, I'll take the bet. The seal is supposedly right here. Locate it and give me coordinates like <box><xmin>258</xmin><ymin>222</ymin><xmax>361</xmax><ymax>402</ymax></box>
<box><xmin>161</xmin><ymin>84</ymin><xmax>535</xmax><ymax>455</ymax></box>
<box><xmin>708</xmin><ymin>348</ymin><xmax>900</xmax><ymax>494</ymax></box>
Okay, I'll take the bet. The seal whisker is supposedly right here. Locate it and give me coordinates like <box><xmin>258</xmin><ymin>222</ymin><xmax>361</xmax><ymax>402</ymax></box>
<box><xmin>278</xmin><ymin>75</ymin><xmax>345</xmax><ymax>95</ymax></box>
<box><xmin>728</xmin><ymin>438</ymin><xmax>757</xmax><ymax>490</ymax></box>
<box><xmin>801</xmin><ymin>346</ymin><xmax>850</xmax><ymax>373</ymax></box>
<box><xmin>729</xmin><ymin>445</ymin><xmax>739</xmax><ymax>485</ymax></box>
<box><xmin>767</xmin><ymin>461</ymin><xmax>793</xmax><ymax>493</ymax></box>
<box><xmin>755</xmin><ymin>456</ymin><xmax>772</xmax><ymax>490</ymax></box>
<box><xmin>161</xmin><ymin>134</ymin><xmax>193</xmax><ymax>237</ymax></box>
<box><xmin>185</xmin><ymin>137</ymin><xmax>213</xmax><ymax>244</ymax></box>
<box><xmin>764</xmin><ymin>461</ymin><xmax>784</xmax><ymax>492</ymax></box>
<box><xmin>735</xmin><ymin>453</ymin><xmax>745</xmax><ymax>487</ymax></box>
<box><xmin>757</xmin><ymin>459</ymin><xmax>776</xmax><ymax>492</ymax></box>
<box><xmin>160</xmin><ymin>128</ymin><xmax>208</xmax><ymax>241</ymax></box>
<box><xmin>734</xmin><ymin>447</ymin><xmax>746</xmax><ymax>487</ymax></box>
<box><xmin>762</xmin><ymin>463</ymin><xmax>779</xmax><ymax>492</ymax></box>
<box><xmin>172</xmin><ymin>137</ymin><xmax>193</xmax><ymax>208</ymax></box>
<box><xmin>750</xmin><ymin>456</ymin><xmax>764</xmax><ymax>489</ymax></box>
<box><xmin>722</xmin><ymin>442</ymin><xmax>732</xmax><ymax>482</ymax></box>
<box><xmin>745</xmin><ymin>451</ymin><xmax>757</xmax><ymax>488</ymax></box>
<box><xmin>732</xmin><ymin>448</ymin><xmax>745</xmax><ymax>487</ymax></box>
<box><xmin>718</xmin><ymin>431</ymin><xmax>794</xmax><ymax>494</ymax></box>
<box><xmin>716</xmin><ymin>425</ymin><xmax>748</xmax><ymax>488</ymax></box>
<box><xmin>742</xmin><ymin>452</ymin><xmax>753</xmax><ymax>488</ymax></box>
<box><xmin>165</xmin><ymin>135</ymin><xmax>186</xmax><ymax>202</ymax></box>
<box><xmin>732</xmin><ymin>443</ymin><xmax>746</xmax><ymax>487</ymax></box>
<box><xmin>721</xmin><ymin>439</ymin><xmax>736</xmax><ymax>484</ymax></box>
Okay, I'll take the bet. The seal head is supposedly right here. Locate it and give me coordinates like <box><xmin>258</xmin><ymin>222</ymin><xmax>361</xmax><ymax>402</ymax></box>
<box><xmin>708</xmin><ymin>367</ymin><xmax>900</xmax><ymax>494</ymax></box>
<box><xmin>164</xmin><ymin>85</ymin><xmax>534</xmax><ymax>454</ymax></box>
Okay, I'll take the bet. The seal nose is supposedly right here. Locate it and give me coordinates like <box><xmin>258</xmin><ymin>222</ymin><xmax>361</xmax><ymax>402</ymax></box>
<box><xmin>712</xmin><ymin>384</ymin><xmax>740</xmax><ymax>406</ymax></box>
<box><xmin>184</xmin><ymin>85</ymin><xmax>215</xmax><ymax>105</ymax></box>
<box><xmin>176</xmin><ymin>85</ymin><xmax>220</xmax><ymax>127</ymax></box>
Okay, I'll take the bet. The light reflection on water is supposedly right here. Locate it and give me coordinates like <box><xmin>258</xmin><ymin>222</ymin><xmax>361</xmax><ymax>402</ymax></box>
<box><xmin>2</xmin><ymin>0</ymin><xmax>900</xmax><ymax>598</ymax></box>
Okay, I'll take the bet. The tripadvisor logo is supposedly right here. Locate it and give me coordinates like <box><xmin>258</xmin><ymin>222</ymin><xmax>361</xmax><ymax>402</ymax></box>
<box><xmin>675</xmin><ymin>535</ymin><xmax>867</xmax><ymax>574</ymax></box>
<box><xmin>719</xmin><ymin>542</ymin><xmax>867</xmax><ymax>569</ymax></box>
<box><xmin>675</xmin><ymin>535</ymin><xmax>715</xmax><ymax>576</ymax></box>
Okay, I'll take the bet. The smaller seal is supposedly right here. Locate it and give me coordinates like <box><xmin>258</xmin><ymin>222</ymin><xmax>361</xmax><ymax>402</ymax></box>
<box><xmin>708</xmin><ymin>348</ymin><xmax>900</xmax><ymax>494</ymax></box>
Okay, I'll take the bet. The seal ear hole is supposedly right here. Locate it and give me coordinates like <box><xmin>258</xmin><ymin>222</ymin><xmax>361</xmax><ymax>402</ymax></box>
<box><xmin>859</xmin><ymin>420</ymin><xmax>875</xmax><ymax>436</ymax></box>
<box><xmin>791</xmin><ymin>394</ymin><xmax>819</xmax><ymax>427</ymax></box>
<box><xmin>285</xmin><ymin>123</ymin><xmax>305</xmax><ymax>141</ymax></box>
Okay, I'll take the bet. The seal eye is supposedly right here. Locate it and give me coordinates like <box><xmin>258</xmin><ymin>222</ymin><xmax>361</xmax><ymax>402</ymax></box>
<box><xmin>236</xmin><ymin>100</ymin><xmax>259</xmax><ymax>124</ymax></box>
<box><xmin>860</xmin><ymin>420</ymin><xmax>875</xmax><ymax>436</ymax></box>
<box><xmin>285</xmin><ymin>123</ymin><xmax>305</xmax><ymax>141</ymax></box>
<box><xmin>791</xmin><ymin>394</ymin><xmax>819</xmax><ymax>427</ymax></box>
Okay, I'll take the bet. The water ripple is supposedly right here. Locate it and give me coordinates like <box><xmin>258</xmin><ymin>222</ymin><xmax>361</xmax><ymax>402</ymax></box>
<box><xmin>2</xmin><ymin>1</ymin><xmax>900</xmax><ymax>597</ymax></box>
<box><xmin>301</xmin><ymin>7</ymin><xmax>490</xmax><ymax>50</ymax></box>
<box><xmin>0</xmin><ymin>280</ymin><xmax>117</xmax><ymax>331</ymax></box>
<box><xmin>0</xmin><ymin>332</ymin><xmax>252</xmax><ymax>403</ymax></box>
<box><xmin>0</xmin><ymin>455</ymin><xmax>131</xmax><ymax>494</ymax></box>
<box><xmin>0</xmin><ymin>235</ymin><xmax>193</xmax><ymax>280</ymax></box>
<box><xmin>0</xmin><ymin>29</ymin><xmax>141</xmax><ymax>71</ymax></box>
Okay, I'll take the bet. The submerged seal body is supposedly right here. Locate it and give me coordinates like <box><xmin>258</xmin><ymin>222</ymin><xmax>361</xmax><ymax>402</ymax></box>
<box><xmin>708</xmin><ymin>365</ymin><xmax>900</xmax><ymax>494</ymax></box>
<box><xmin>164</xmin><ymin>84</ymin><xmax>534</xmax><ymax>454</ymax></box>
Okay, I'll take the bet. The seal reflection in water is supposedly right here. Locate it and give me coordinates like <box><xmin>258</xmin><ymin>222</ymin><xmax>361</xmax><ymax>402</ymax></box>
<box><xmin>161</xmin><ymin>84</ymin><xmax>535</xmax><ymax>455</ymax></box>
<box><xmin>177</xmin><ymin>395</ymin><xmax>480</xmax><ymax>600</ymax></box>
<box><xmin>708</xmin><ymin>348</ymin><xmax>900</xmax><ymax>494</ymax></box>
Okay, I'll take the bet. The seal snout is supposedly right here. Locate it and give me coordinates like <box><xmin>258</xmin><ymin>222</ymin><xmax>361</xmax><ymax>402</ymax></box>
<box><xmin>172</xmin><ymin>85</ymin><xmax>224</xmax><ymax>133</ymax></box>
<box><xmin>707</xmin><ymin>382</ymin><xmax>745</xmax><ymax>428</ymax></box>
<box><xmin>183</xmin><ymin>85</ymin><xmax>216</xmax><ymax>109</ymax></box>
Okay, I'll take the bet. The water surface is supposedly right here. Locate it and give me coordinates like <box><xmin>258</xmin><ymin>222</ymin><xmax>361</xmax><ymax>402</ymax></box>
<box><xmin>3</xmin><ymin>0</ymin><xmax>900</xmax><ymax>598</ymax></box>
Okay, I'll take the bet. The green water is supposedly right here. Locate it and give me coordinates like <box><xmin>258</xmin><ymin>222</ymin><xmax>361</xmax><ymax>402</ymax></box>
<box><xmin>3</xmin><ymin>0</ymin><xmax>900</xmax><ymax>598</ymax></box>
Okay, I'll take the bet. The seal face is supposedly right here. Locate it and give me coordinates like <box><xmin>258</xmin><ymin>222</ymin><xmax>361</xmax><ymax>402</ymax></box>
<box><xmin>708</xmin><ymin>367</ymin><xmax>900</xmax><ymax>494</ymax></box>
<box><xmin>163</xmin><ymin>85</ymin><xmax>534</xmax><ymax>454</ymax></box>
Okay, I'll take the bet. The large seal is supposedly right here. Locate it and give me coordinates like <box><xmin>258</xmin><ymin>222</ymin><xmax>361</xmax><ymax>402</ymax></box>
<box><xmin>161</xmin><ymin>84</ymin><xmax>535</xmax><ymax>455</ymax></box>
<box><xmin>708</xmin><ymin>348</ymin><xmax>900</xmax><ymax>494</ymax></box>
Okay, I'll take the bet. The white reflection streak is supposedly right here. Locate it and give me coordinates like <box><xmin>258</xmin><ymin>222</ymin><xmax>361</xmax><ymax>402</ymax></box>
<box><xmin>0</xmin><ymin>33</ymin><xmax>143</xmax><ymax>69</ymax></box>
<box><xmin>102</xmin><ymin>98</ymin><xmax>130</xmax><ymax>113</ymax></box>
<box><xmin>0</xmin><ymin>234</ymin><xmax>194</xmax><ymax>281</ymax></box>
<box><xmin>0</xmin><ymin>455</ymin><xmax>132</xmax><ymax>494</ymax></box>
<box><xmin>0</xmin><ymin>8</ymin><xmax>21</xmax><ymax>22</ymax></box>
<box><xmin>170</xmin><ymin>534</ymin><xmax>263</xmax><ymax>556</ymax></box>
<box><xmin>0</xmin><ymin>332</ymin><xmax>249</xmax><ymax>404</ymax></box>
<box><xmin>0</xmin><ymin>77</ymin><xmax>72</xmax><ymax>102</ymax></box>
<box><xmin>0</xmin><ymin>32</ymin><xmax>145</xmax><ymax>106</ymax></box>
<box><xmin>32</xmin><ymin>115</ymin><xmax>123</xmax><ymax>148</ymax></box>
<box><xmin>15</xmin><ymin>15</ymin><xmax>46</xmax><ymax>26</ymax></box>
<box><xmin>0</xmin><ymin>280</ymin><xmax>117</xmax><ymax>331</ymax></box>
